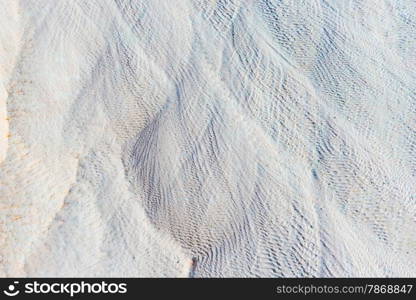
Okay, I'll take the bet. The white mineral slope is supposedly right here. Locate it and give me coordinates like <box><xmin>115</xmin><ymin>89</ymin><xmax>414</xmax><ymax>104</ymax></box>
<box><xmin>0</xmin><ymin>0</ymin><xmax>415</xmax><ymax>277</ymax></box>
<box><xmin>0</xmin><ymin>1</ymin><xmax>20</xmax><ymax>165</ymax></box>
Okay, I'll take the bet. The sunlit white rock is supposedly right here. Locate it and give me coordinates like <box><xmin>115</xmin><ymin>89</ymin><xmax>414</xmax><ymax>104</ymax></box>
<box><xmin>0</xmin><ymin>0</ymin><xmax>415</xmax><ymax>277</ymax></box>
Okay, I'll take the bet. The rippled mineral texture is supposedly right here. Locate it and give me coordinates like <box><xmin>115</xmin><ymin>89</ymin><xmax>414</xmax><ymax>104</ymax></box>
<box><xmin>0</xmin><ymin>0</ymin><xmax>415</xmax><ymax>277</ymax></box>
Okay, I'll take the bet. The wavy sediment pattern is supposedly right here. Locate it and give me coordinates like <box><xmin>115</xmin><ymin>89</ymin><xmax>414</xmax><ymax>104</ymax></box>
<box><xmin>0</xmin><ymin>0</ymin><xmax>415</xmax><ymax>277</ymax></box>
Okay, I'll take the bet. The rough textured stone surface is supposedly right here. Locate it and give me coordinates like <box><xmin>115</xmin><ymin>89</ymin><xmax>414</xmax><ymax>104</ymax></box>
<box><xmin>0</xmin><ymin>0</ymin><xmax>415</xmax><ymax>277</ymax></box>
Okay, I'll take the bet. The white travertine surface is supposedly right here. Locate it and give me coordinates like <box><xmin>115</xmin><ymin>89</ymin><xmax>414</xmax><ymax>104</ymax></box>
<box><xmin>0</xmin><ymin>0</ymin><xmax>415</xmax><ymax>277</ymax></box>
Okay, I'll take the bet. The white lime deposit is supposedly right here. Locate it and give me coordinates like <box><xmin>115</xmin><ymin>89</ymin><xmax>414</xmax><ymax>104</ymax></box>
<box><xmin>0</xmin><ymin>0</ymin><xmax>415</xmax><ymax>277</ymax></box>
